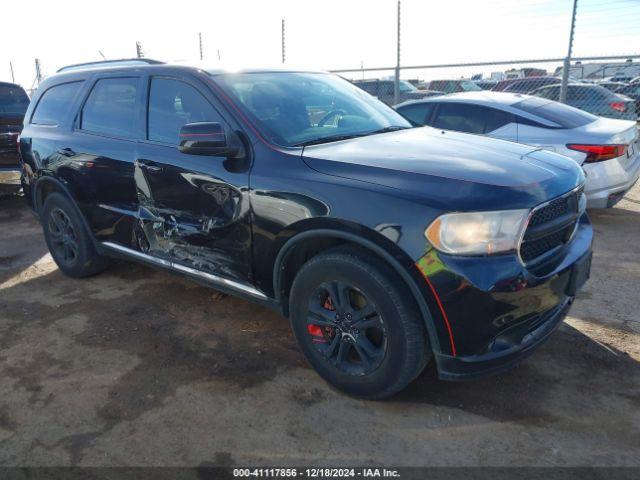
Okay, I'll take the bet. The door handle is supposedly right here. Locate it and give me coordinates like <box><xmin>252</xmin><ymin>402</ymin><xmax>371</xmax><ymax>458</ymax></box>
<box><xmin>143</xmin><ymin>164</ymin><xmax>163</xmax><ymax>173</ymax></box>
<box><xmin>139</xmin><ymin>160</ymin><xmax>163</xmax><ymax>173</ymax></box>
<box><xmin>57</xmin><ymin>147</ymin><xmax>76</xmax><ymax>157</ymax></box>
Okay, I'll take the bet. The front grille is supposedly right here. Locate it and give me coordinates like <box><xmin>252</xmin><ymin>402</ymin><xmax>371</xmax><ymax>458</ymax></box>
<box><xmin>520</xmin><ymin>187</ymin><xmax>583</xmax><ymax>265</ymax></box>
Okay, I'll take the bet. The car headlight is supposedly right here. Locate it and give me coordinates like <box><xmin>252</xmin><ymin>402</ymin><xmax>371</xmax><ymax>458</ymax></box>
<box><xmin>425</xmin><ymin>209</ymin><xmax>530</xmax><ymax>255</ymax></box>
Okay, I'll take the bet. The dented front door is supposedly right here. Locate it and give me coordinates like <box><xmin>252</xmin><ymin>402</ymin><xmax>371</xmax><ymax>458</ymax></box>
<box><xmin>135</xmin><ymin>143</ymin><xmax>252</xmax><ymax>284</ymax></box>
<box><xmin>134</xmin><ymin>76</ymin><xmax>252</xmax><ymax>285</ymax></box>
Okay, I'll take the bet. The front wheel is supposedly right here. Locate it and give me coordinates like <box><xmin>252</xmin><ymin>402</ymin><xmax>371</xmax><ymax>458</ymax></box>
<box><xmin>289</xmin><ymin>247</ymin><xmax>430</xmax><ymax>399</ymax></box>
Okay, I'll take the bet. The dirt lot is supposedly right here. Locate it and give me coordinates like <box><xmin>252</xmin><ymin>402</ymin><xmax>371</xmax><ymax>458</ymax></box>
<box><xmin>0</xmin><ymin>185</ymin><xmax>639</xmax><ymax>468</ymax></box>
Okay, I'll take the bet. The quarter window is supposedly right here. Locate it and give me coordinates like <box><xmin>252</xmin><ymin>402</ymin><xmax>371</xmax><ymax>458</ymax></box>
<box><xmin>80</xmin><ymin>78</ymin><xmax>139</xmax><ymax>138</ymax></box>
<box><xmin>31</xmin><ymin>82</ymin><xmax>83</xmax><ymax>125</ymax></box>
<box><xmin>148</xmin><ymin>78</ymin><xmax>223</xmax><ymax>145</ymax></box>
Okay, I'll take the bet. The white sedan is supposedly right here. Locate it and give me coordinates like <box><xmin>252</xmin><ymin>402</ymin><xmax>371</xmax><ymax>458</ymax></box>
<box><xmin>395</xmin><ymin>91</ymin><xmax>640</xmax><ymax>208</ymax></box>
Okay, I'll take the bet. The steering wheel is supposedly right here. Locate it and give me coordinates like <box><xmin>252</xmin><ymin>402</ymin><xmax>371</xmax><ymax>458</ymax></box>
<box><xmin>317</xmin><ymin>109</ymin><xmax>348</xmax><ymax>127</ymax></box>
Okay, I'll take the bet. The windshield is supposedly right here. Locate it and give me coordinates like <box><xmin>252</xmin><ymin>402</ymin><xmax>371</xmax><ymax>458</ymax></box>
<box><xmin>0</xmin><ymin>85</ymin><xmax>29</xmax><ymax>116</ymax></box>
<box><xmin>513</xmin><ymin>97</ymin><xmax>597</xmax><ymax>128</ymax></box>
<box><xmin>211</xmin><ymin>72</ymin><xmax>410</xmax><ymax>147</ymax></box>
<box><xmin>399</xmin><ymin>80</ymin><xmax>417</xmax><ymax>92</ymax></box>
<box><xmin>460</xmin><ymin>80</ymin><xmax>482</xmax><ymax>92</ymax></box>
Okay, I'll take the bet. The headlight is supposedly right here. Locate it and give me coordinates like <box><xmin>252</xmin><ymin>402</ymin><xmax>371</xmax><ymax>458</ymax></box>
<box><xmin>425</xmin><ymin>209</ymin><xmax>530</xmax><ymax>255</ymax></box>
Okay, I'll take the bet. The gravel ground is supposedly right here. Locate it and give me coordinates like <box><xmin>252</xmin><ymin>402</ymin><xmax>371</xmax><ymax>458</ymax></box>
<box><xmin>0</xmin><ymin>183</ymin><xmax>638</xmax><ymax>468</ymax></box>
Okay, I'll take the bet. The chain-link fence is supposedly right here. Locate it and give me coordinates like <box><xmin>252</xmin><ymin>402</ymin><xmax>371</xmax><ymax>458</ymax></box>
<box><xmin>330</xmin><ymin>0</ymin><xmax>640</xmax><ymax>122</ymax></box>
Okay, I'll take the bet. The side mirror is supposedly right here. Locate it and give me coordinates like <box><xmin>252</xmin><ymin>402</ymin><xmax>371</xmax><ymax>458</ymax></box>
<box><xmin>178</xmin><ymin>122</ymin><xmax>237</xmax><ymax>157</ymax></box>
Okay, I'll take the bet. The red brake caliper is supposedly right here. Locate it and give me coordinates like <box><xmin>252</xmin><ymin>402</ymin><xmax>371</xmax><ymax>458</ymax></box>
<box><xmin>308</xmin><ymin>295</ymin><xmax>335</xmax><ymax>342</ymax></box>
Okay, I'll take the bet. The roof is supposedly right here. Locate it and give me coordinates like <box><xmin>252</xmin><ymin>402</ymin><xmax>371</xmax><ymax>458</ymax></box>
<box><xmin>395</xmin><ymin>91</ymin><xmax>528</xmax><ymax>108</ymax></box>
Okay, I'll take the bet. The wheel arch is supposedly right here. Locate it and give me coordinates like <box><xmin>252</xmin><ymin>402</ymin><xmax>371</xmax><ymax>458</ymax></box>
<box><xmin>272</xmin><ymin>227</ymin><xmax>443</xmax><ymax>355</ymax></box>
<box><xmin>33</xmin><ymin>175</ymin><xmax>98</xmax><ymax>248</ymax></box>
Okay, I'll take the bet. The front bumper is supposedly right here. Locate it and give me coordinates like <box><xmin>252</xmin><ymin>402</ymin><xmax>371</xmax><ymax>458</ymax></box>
<box><xmin>415</xmin><ymin>214</ymin><xmax>593</xmax><ymax>381</ymax></box>
<box><xmin>436</xmin><ymin>297</ymin><xmax>572</xmax><ymax>380</ymax></box>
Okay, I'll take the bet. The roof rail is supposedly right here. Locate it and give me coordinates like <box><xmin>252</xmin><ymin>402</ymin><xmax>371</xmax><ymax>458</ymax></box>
<box><xmin>57</xmin><ymin>58</ymin><xmax>164</xmax><ymax>73</ymax></box>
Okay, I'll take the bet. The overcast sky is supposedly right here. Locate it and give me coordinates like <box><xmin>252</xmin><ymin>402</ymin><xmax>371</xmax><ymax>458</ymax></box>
<box><xmin>1</xmin><ymin>0</ymin><xmax>638</xmax><ymax>88</ymax></box>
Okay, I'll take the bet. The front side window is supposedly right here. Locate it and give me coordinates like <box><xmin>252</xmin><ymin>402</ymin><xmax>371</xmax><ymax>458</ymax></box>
<box><xmin>80</xmin><ymin>78</ymin><xmax>138</xmax><ymax>138</ymax></box>
<box><xmin>211</xmin><ymin>72</ymin><xmax>410</xmax><ymax>147</ymax></box>
<box><xmin>31</xmin><ymin>82</ymin><xmax>83</xmax><ymax>125</ymax></box>
<box><xmin>148</xmin><ymin>78</ymin><xmax>223</xmax><ymax>144</ymax></box>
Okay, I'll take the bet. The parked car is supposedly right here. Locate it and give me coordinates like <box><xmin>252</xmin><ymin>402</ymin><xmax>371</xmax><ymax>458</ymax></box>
<box><xmin>598</xmin><ymin>81</ymin><xmax>628</xmax><ymax>92</ymax></box>
<box><xmin>428</xmin><ymin>79</ymin><xmax>481</xmax><ymax>93</ymax></box>
<box><xmin>473</xmin><ymin>80</ymin><xmax>498</xmax><ymax>90</ymax></box>
<box><xmin>352</xmin><ymin>79</ymin><xmax>442</xmax><ymax>105</ymax></box>
<box><xmin>20</xmin><ymin>60</ymin><xmax>592</xmax><ymax>398</ymax></box>
<box><xmin>395</xmin><ymin>92</ymin><xmax>640</xmax><ymax>208</ymax></box>
<box><xmin>607</xmin><ymin>74</ymin><xmax>636</xmax><ymax>83</ymax></box>
<box><xmin>498</xmin><ymin>76</ymin><xmax>561</xmax><ymax>94</ymax></box>
<box><xmin>0</xmin><ymin>81</ymin><xmax>29</xmax><ymax>195</ymax></box>
<box><xmin>532</xmin><ymin>83</ymin><xmax>637</xmax><ymax>120</ymax></box>
<box><xmin>614</xmin><ymin>82</ymin><xmax>640</xmax><ymax>115</ymax></box>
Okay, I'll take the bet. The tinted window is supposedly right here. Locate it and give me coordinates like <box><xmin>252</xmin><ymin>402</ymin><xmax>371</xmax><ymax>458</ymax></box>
<box><xmin>213</xmin><ymin>72</ymin><xmax>409</xmax><ymax>147</ymax></box>
<box><xmin>432</xmin><ymin>103</ymin><xmax>488</xmax><ymax>134</ymax></box>
<box><xmin>31</xmin><ymin>82</ymin><xmax>83</xmax><ymax>125</ymax></box>
<box><xmin>535</xmin><ymin>86</ymin><xmax>559</xmax><ymax>100</ymax></box>
<box><xmin>81</xmin><ymin>78</ymin><xmax>138</xmax><ymax>138</ymax></box>
<box><xmin>0</xmin><ymin>84</ymin><xmax>30</xmax><ymax>116</ymax></box>
<box><xmin>513</xmin><ymin>97</ymin><xmax>597</xmax><ymax>128</ymax></box>
<box><xmin>397</xmin><ymin>103</ymin><xmax>434</xmax><ymax>126</ymax></box>
<box><xmin>148</xmin><ymin>78</ymin><xmax>223</xmax><ymax>144</ymax></box>
<box><xmin>484</xmin><ymin>108</ymin><xmax>514</xmax><ymax>132</ymax></box>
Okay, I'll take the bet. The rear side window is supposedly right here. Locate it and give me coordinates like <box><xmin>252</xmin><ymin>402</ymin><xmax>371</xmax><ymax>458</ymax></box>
<box><xmin>80</xmin><ymin>78</ymin><xmax>139</xmax><ymax>138</ymax></box>
<box><xmin>397</xmin><ymin>103</ymin><xmax>434</xmax><ymax>126</ymax></box>
<box><xmin>513</xmin><ymin>97</ymin><xmax>597</xmax><ymax>128</ymax></box>
<box><xmin>0</xmin><ymin>84</ymin><xmax>30</xmax><ymax>116</ymax></box>
<box><xmin>31</xmin><ymin>82</ymin><xmax>83</xmax><ymax>125</ymax></box>
<box><xmin>148</xmin><ymin>78</ymin><xmax>223</xmax><ymax>145</ymax></box>
<box><xmin>432</xmin><ymin>103</ymin><xmax>510</xmax><ymax>134</ymax></box>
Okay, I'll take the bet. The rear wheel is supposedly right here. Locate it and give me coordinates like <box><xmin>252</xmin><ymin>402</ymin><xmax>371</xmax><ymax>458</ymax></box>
<box><xmin>289</xmin><ymin>247</ymin><xmax>430</xmax><ymax>399</ymax></box>
<box><xmin>41</xmin><ymin>193</ymin><xmax>110</xmax><ymax>278</ymax></box>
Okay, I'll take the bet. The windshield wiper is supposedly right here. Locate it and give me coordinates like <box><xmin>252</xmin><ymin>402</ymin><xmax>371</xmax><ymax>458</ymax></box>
<box><xmin>366</xmin><ymin>126</ymin><xmax>410</xmax><ymax>135</ymax></box>
<box><xmin>293</xmin><ymin>134</ymin><xmax>367</xmax><ymax>147</ymax></box>
<box><xmin>293</xmin><ymin>126</ymin><xmax>410</xmax><ymax>147</ymax></box>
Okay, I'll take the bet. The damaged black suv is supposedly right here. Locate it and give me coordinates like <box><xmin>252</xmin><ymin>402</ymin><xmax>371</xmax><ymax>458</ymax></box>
<box><xmin>19</xmin><ymin>60</ymin><xmax>592</xmax><ymax>398</ymax></box>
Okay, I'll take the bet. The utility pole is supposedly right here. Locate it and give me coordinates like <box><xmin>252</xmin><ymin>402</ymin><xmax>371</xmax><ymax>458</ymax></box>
<box><xmin>199</xmin><ymin>32</ymin><xmax>203</xmax><ymax>61</ymax></box>
<box><xmin>560</xmin><ymin>0</ymin><xmax>578</xmax><ymax>103</ymax></box>
<box><xmin>136</xmin><ymin>41</ymin><xmax>144</xmax><ymax>58</ymax></box>
<box><xmin>34</xmin><ymin>58</ymin><xmax>43</xmax><ymax>85</ymax></box>
<box><xmin>393</xmin><ymin>0</ymin><xmax>401</xmax><ymax>105</ymax></box>
<box><xmin>9</xmin><ymin>61</ymin><xmax>15</xmax><ymax>83</ymax></box>
<box><xmin>281</xmin><ymin>18</ymin><xmax>286</xmax><ymax>64</ymax></box>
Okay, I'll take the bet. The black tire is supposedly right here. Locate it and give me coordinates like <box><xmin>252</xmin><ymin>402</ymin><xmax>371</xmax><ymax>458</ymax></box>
<box><xmin>289</xmin><ymin>246</ymin><xmax>430</xmax><ymax>399</ymax></box>
<box><xmin>41</xmin><ymin>192</ymin><xmax>110</xmax><ymax>278</ymax></box>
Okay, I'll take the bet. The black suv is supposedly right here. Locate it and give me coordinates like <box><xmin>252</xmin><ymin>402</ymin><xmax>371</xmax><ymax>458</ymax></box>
<box><xmin>19</xmin><ymin>60</ymin><xmax>593</xmax><ymax>398</ymax></box>
<box><xmin>1</xmin><ymin>81</ymin><xmax>29</xmax><ymax>195</ymax></box>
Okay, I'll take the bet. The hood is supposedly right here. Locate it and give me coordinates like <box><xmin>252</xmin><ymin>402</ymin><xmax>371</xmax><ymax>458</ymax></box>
<box><xmin>302</xmin><ymin>127</ymin><xmax>585</xmax><ymax>211</ymax></box>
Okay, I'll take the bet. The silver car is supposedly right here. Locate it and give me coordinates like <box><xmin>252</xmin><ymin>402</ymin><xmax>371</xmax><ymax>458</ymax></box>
<box><xmin>395</xmin><ymin>91</ymin><xmax>640</xmax><ymax>208</ymax></box>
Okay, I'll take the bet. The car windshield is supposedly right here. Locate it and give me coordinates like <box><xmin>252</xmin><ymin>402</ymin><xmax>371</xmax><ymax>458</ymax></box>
<box><xmin>513</xmin><ymin>96</ymin><xmax>597</xmax><ymax>128</ymax></box>
<box><xmin>211</xmin><ymin>72</ymin><xmax>410</xmax><ymax>147</ymax></box>
<box><xmin>399</xmin><ymin>80</ymin><xmax>417</xmax><ymax>92</ymax></box>
<box><xmin>0</xmin><ymin>85</ymin><xmax>29</xmax><ymax>116</ymax></box>
<box><xmin>460</xmin><ymin>80</ymin><xmax>482</xmax><ymax>92</ymax></box>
